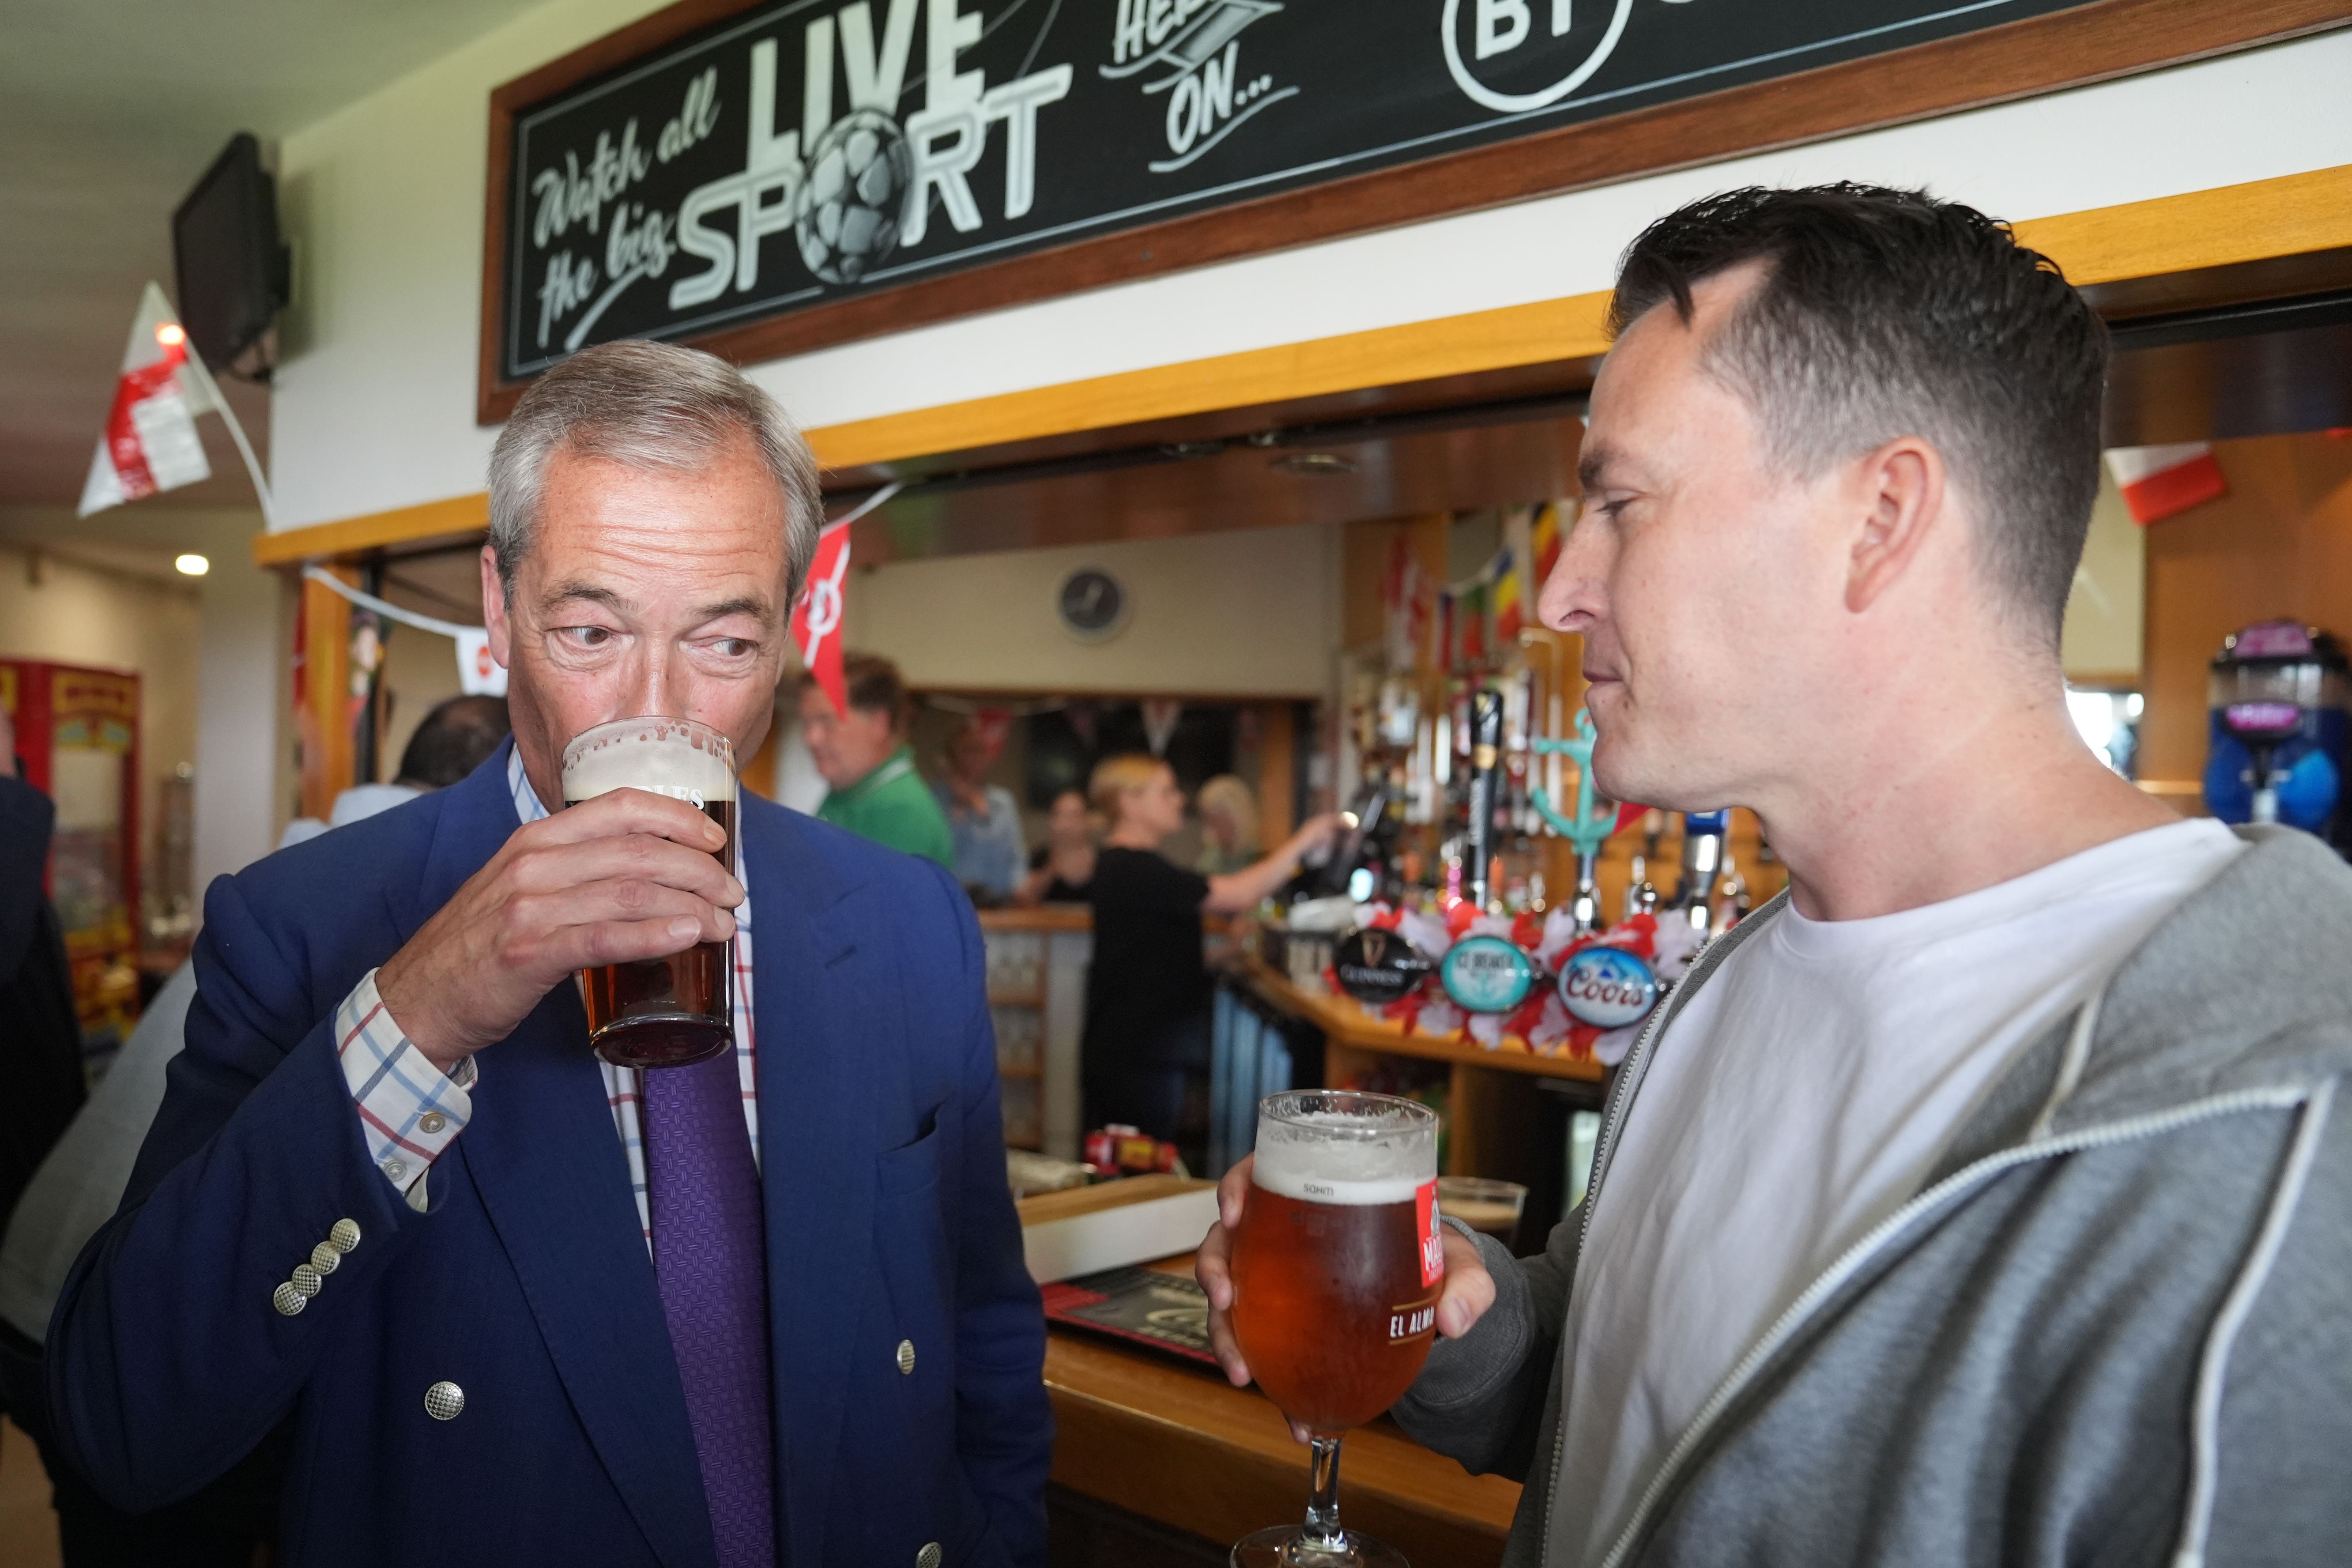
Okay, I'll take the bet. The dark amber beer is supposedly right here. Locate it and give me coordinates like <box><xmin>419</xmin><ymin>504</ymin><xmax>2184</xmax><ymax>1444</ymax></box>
<box><xmin>1228</xmin><ymin>1091</ymin><xmax>1440</xmax><ymax>1568</ymax></box>
<box><xmin>1229</xmin><ymin>1181</ymin><xmax>1439</xmax><ymax>1433</ymax></box>
<box><xmin>560</xmin><ymin>717</ymin><xmax>736</xmax><ymax>1069</ymax></box>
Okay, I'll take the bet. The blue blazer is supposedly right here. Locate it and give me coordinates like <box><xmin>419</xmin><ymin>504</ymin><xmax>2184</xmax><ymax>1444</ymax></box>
<box><xmin>48</xmin><ymin>746</ymin><xmax>1051</xmax><ymax>1568</ymax></box>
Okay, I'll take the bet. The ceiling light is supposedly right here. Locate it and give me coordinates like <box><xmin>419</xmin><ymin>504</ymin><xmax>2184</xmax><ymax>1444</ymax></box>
<box><xmin>156</xmin><ymin>323</ymin><xmax>187</xmax><ymax>347</ymax></box>
<box><xmin>174</xmin><ymin>553</ymin><xmax>210</xmax><ymax>576</ymax></box>
<box><xmin>1271</xmin><ymin>452</ymin><xmax>1356</xmax><ymax>476</ymax></box>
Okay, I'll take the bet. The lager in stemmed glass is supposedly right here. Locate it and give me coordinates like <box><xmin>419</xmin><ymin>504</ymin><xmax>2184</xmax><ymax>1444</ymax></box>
<box><xmin>1228</xmin><ymin>1091</ymin><xmax>1443</xmax><ymax>1567</ymax></box>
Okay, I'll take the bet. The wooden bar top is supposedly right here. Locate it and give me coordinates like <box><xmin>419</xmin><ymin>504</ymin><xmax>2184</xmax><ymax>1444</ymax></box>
<box><xmin>1042</xmin><ymin>1259</ymin><xmax>1522</xmax><ymax>1565</ymax></box>
<box><xmin>1237</xmin><ymin>958</ymin><xmax>1606</xmax><ymax>1084</ymax></box>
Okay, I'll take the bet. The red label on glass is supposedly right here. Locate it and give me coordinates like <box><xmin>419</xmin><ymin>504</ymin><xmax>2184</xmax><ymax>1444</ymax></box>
<box><xmin>1418</xmin><ymin>1177</ymin><xmax>1444</xmax><ymax>1289</ymax></box>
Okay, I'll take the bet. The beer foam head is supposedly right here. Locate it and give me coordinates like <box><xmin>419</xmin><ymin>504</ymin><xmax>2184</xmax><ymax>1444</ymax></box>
<box><xmin>561</xmin><ymin>719</ymin><xmax>735</xmax><ymax>806</ymax></box>
<box><xmin>1252</xmin><ymin>1104</ymin><xmax>1435</xmax><ymax>1206</ymax></box>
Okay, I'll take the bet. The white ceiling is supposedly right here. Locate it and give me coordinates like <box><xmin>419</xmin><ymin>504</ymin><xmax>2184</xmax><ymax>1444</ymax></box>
<box><xmin>0</xmin><ymin>0</ymin><xmax>550</xmax><ymax>514</ymax></box>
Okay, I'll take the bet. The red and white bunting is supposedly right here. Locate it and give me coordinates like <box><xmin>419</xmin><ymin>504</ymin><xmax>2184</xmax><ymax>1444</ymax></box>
<box><xmin>790</xmin><ymin>520</ymin><xmax>854</xmax><ymax>716</ymax></box>
<box><xmin>2104</xmin><ymin>442</ymin><xmax>2227</xmax><ymax>526</ymax></box>
<box><xmin>79</xmin><ymin>283</ymin><xmax>219</xmax><ymax>517</ymax></box>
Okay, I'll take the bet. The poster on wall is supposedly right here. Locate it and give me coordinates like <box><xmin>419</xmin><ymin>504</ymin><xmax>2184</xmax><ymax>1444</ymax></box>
<box><xmin>478</xmin><ymin>0</ymin><xmax>2250</xmax><ymax>420</ymax></box>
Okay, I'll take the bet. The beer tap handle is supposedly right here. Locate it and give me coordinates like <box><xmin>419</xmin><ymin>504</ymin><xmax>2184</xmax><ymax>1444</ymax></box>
<box><xmin>1678</xmin><ymin>809</ymin><xmax>1729</xmax><ymax>935</ymax></box>
<box><xmin>1464</xmin><ymin>688</ymin><xmax>1504</xmax><ymax>912</ymax></box>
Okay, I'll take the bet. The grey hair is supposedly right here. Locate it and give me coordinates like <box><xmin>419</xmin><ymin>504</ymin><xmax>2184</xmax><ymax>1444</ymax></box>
<box><xmin>486</xmin><ymin>339</ymin><xmax>824</xmax><ymax>605</ymax></box>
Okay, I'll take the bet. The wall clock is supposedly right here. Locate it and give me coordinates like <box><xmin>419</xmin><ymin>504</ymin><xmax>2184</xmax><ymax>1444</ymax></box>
<box><xmin>1056</xmin><ymin>568</ymin><xmax>1129</xmax><ymax>642</ymax></box>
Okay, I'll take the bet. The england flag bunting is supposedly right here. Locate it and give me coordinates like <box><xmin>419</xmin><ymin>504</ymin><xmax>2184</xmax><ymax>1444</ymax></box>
<box><xmin>2104</xmin><ymin>442</ymin><xmax>2228</xmax><ymax>526</ymax></box>
<box><xmin>79</xmin><ymin>283</ymin><xmax>220</xmax><ymax>516</ymax></box>
<box><xmin>791</xmin><ymin>519</ymin><xmax>854</xmax><ymax>716</ymax></box>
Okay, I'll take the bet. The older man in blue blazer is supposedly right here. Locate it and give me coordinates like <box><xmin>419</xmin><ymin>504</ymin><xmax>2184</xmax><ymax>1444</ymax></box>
<box><xmin>48</xmin><ymin>340</ymin><xmax>1050</xmax><ymax>1568</ymax></box>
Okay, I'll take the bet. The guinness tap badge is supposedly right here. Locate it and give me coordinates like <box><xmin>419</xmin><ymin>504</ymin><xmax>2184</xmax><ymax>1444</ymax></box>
<box><xmin>1333</xmin><ymin>928</ymin><xmax>1436</xmax><ymax>1006</ymax></box>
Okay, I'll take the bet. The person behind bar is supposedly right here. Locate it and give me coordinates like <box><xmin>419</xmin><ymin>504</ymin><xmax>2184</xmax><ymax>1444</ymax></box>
<box><xmin>48</xmin><ymin>341</ymin><xmax>1050</xmax><ymax>1568</ymax></box>
<box><xmin>1192</xmin><ymin>775</ymin><xmax>1260</xmax><ymax>877</ymax></box>
<box><xmin>798</xmin><ymin>652</ymin><xmax>955</xmax><ymax>871</ymax></box>
<box><xmin>1200</xmin><ymin>185</ymin><xmax>2352</xmax><ymax>1565</ymax></box>
<box><xmin>1082</xmin><ymin>754</ymin><xmax>1338</xmax><ymax>1151</ymax></box>
<box><xmin>1013</xmin><ymin>789</ymin><xmax>1097</xmax><ymax>906</ymax></box>
<box><xmin>935</xmin><ymin>719</ymin><xmax>1025</xmax><ymax>903</ymax></box>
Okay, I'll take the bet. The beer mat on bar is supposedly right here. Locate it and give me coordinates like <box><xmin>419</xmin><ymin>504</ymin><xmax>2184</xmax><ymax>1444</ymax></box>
<box><xmin>1041</xmin><ymin>1266</ymin><xmax>1219</xmax><ymax>1368</ymax></box>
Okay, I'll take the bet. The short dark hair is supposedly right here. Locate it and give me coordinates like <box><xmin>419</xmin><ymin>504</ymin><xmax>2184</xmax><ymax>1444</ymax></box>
<box><xmin>840</xmin><ymin>652</ymin><xmax>909</xmax><ymax>729</ymax></box>
<box><xmin>395</xmin><ymin>696</ymin><xmax>511</xmax><ymax>788</ymax></box>
<box><xmin>1609</xmin><ymin>184</ymin><xmax>2107</xmax><ymax>646</ymax></box>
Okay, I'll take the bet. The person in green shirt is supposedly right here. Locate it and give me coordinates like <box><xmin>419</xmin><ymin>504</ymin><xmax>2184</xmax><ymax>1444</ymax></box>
<box><xmin>798</xmin><ymin>652</ymin><xmax>954</xmax><ymax>869</ymax></box>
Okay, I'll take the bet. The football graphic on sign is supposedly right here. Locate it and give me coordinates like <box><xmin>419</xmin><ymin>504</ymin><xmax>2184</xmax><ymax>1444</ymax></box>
<box><xmin>796</xmin><ymin>109</ymin><xmax>912</xmax><ymax>285</ymax></box>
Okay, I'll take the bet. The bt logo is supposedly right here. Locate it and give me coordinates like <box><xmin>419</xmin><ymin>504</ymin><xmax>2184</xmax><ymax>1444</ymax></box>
<box><xmin>1442</xmin><ymin>0</ymin><xmax>1654</xmax><ymax>114</ymax></box>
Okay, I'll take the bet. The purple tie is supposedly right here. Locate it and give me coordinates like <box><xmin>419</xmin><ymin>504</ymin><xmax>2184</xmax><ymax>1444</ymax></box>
<box><xmin>642</xmin><ymin>1051</ymin><xmax>776</xmax><ymax>1568</ymax></box>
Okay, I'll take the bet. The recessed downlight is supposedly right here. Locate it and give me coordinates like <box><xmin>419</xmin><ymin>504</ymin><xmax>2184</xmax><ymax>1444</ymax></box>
<box><xmin>1271</xmin><ymin>452</ymin><xmax>1357</xmax><ymax>476</ymax></box>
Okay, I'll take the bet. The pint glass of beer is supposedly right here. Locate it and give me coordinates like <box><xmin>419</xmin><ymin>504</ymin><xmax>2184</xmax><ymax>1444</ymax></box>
<box><xmin>1228</xmin><ymin>1091</ymin><xmax>1442</xmax><ymax>1568</ymax></box>
<box><xmin>559</xmin><ymin>716</ymin><xmax>736</xmax><ymax>1070</ymax></box>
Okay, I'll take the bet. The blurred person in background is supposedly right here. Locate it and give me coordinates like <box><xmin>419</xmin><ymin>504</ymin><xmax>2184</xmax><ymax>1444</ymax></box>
<box><xmin>936</xmin><ymin>717</ymin><xmax>1024</xmax><ymax>903</ymax></box>
<box><xmin>0</xmin><ymin>703</ymin><xmax>86</xmax><ymax>1504</ymax></box>
<box><xmin>1194</xmin><ymin>774</ymin><xmax>1260</xmax><ymax>876</ymax></box>
<box><xmin>0</xmin><ymin>694</ymin><xmax>509</xmax><ymax>1567</ymax></box>
<box><xmin>1082</xmin><ymin>754</ymin><xmax>1338</xmax><ymax>1154</ymax></box>
<box><xmin>0</xmin><ymin>703</ymin><xmax>82</xmax><ymax>1245</ymax></box>
<box><xmin>277</xmin><ymin>694</ymin><xmax>513</xmax><ymax>850</ymax></box>
<box><xmin>1014</xmin><ymin>788</ymin><xmax>1097</xmax><ymax>905</ymax></box>
<box><xmin>799</xmin><ymin>652</ymin><xmax>954</xmax><ymax>869</ymax></box>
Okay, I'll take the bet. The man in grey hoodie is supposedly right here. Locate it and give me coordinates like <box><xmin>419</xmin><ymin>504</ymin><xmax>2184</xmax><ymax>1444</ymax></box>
<box><xmin>1198</xmin><ymin>185</ymin><xmax>2351</xmax><ymax>1567</ymax></box>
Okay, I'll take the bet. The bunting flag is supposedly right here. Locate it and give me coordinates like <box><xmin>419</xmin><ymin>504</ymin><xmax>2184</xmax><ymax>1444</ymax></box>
<box><xmin>1531</xmin><ymin>501</ymin><xmax>1564</xmax><ymax>583</ymax></box>
<box><xmin>1493</xmin><ymin>546</ymin><xmax>1524</xmax><ymax>643</ymax></box>
<box><xmin>790</xmin><ymin>519</ymin><xmax>854</xmax><ymax>715</ymax></box>
<box><xmin>2105</xmin><ymin>443</ymin><xmax>2227</xmax><ymax>525</ymax></box>
<box><xmin>1457</xmin><ymin>578</ymin><xmax>1490</xmax><ymax>666</ymax></box>
<box><xmin>454</xmin><ymin>629</ymin><xmax>509</xmax><ymax>697</ymax></box>
<box><xmin>79</xmin><ymin>283</ymin><xmax>219</xmax><ymax>517</ymax></box>
<box><xmin>1381</xmin><ymin>534</ymin><xmax>1421</xmax><ymax>671</ymax></box>
<box><xmin>1496</xmin><ymin>505</ymin><xmax>1536</xmax><ymax>643</ymax></box>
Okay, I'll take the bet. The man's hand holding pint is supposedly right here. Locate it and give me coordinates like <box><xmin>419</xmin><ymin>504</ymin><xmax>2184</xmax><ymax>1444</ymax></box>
<box><xmin>1195</xmin><ymin>1154</ymin><xmax>1499</xmax><ymax>1424</ymax></box>
<box><xmin>374</xmin><ymin>787</ymin><xmax>741</xmax><ymax>1075</ymax></box>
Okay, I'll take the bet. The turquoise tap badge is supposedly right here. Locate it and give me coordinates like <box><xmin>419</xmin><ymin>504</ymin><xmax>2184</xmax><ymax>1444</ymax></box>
<box><xmin>1558</xmin><ymin>946</ymin><xmax>1658</xmax><ymax>1030</ymax></box>
<box><xmin>1439</xmin><ymin>935</ymin><xmax>1537</xmax><ymax>1014</ymax></box>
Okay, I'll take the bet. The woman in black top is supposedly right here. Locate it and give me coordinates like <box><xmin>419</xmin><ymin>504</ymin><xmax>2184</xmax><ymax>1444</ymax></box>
<box><xmin>1014</xmin><ymin>788</ymin><xmax>1097</xmax><ymax>905</ymax></box>
<box><xmin>1081</xmin><ymin>754</ymin><xmax>1339</xmax><ymax>1152</ymax></box>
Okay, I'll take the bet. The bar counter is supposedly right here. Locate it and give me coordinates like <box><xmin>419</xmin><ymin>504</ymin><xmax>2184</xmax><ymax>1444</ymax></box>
<box><xmin>1042</xmin><ymin>1259</ymin><xmax>1522</xmax><ymax>1565</ymax></box>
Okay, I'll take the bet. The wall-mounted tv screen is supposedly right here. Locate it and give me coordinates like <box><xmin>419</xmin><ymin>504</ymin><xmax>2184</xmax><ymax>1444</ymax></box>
<box><xmin>172</xmin><ymin>133</ymin><xmax>288</xmax><ymax>377</ymax></box>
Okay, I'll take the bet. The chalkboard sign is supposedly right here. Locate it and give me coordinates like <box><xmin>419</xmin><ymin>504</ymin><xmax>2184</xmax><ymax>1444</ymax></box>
<box><xmin>477</xmin><ymin>0</ymin><xmax>2247</xmax><ymax>421</ymax></box>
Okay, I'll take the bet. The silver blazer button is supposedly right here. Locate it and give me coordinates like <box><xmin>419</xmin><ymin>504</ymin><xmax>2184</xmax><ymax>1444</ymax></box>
<box><xmin>896</xmin><ymin>1339</ymin><xmax>916</xmax><ymax>1376</ymax></box>
<box><xmin>916</xmin><ymin>1543</ymin><xmax>941</xmax><ymax>1568</ymax></box>
<box><xmin>424</xmin><ymin>1381</ymin><xmax>466</xmax><ymax>1421</ymax></box>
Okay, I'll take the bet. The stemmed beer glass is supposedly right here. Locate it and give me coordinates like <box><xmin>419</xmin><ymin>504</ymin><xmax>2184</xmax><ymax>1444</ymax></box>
<box><xmin>1227</xmin><ymin>1091</ymin><xmax>1444</xmax><ymax>1567</ymax></box>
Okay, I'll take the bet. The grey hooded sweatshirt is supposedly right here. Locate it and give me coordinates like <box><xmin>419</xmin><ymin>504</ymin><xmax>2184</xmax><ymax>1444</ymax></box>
<box><xmin>1394</xmin><ymin>825</ymin><xmax>2352</xmax><ymax>1568</ymax></box>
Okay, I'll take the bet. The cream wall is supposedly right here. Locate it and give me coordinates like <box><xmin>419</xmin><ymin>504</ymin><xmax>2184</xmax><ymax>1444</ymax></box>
<box><xmin>841</xmin><ymin>520</ymin><xmax>1341</xmax><ymax>697</ymax></box>
<box><xmin>2061</xmin><ymin>470</ymin><xmax>2146</xmax><ymax>682</ymax></box>
<box><xmin>268</xmin><ymin>19</ymin><xmax>2352</xmax><ymax>532</ymax></box>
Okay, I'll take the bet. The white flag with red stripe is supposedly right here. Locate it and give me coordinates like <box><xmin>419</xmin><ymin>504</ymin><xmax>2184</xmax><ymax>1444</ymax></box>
<box><xmin>790</xmin><ymin>519</ymin><xmax>853</xmax><ymax>716</ymax></box>
<box><xmin>2104</xmin><ymin>442</ymin><xmax>2227</xmax><ymax>525</ymax></box>
<box><xmin>79</xmin><ymin>283</ymin><xmax>220</xmax><ymax>517</ymax></box>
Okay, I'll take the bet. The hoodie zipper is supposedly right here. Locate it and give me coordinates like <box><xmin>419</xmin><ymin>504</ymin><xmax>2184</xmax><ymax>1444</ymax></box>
<box><xmin>1538</xmin><ymin>916</ymin><xmax>1766</xmax><ymax>1560</ymax></box>
<box><xmin>1591</xmin><ymin>1081</ymin><xmax>2315</xmax><ymax>1568</ymax></box>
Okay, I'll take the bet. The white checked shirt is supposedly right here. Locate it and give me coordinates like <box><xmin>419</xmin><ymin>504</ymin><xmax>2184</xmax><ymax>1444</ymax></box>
<box><xmin>336</xmin><ymin>747</ymin><xmax>758</xmax><ymax>1244</ymax></box>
